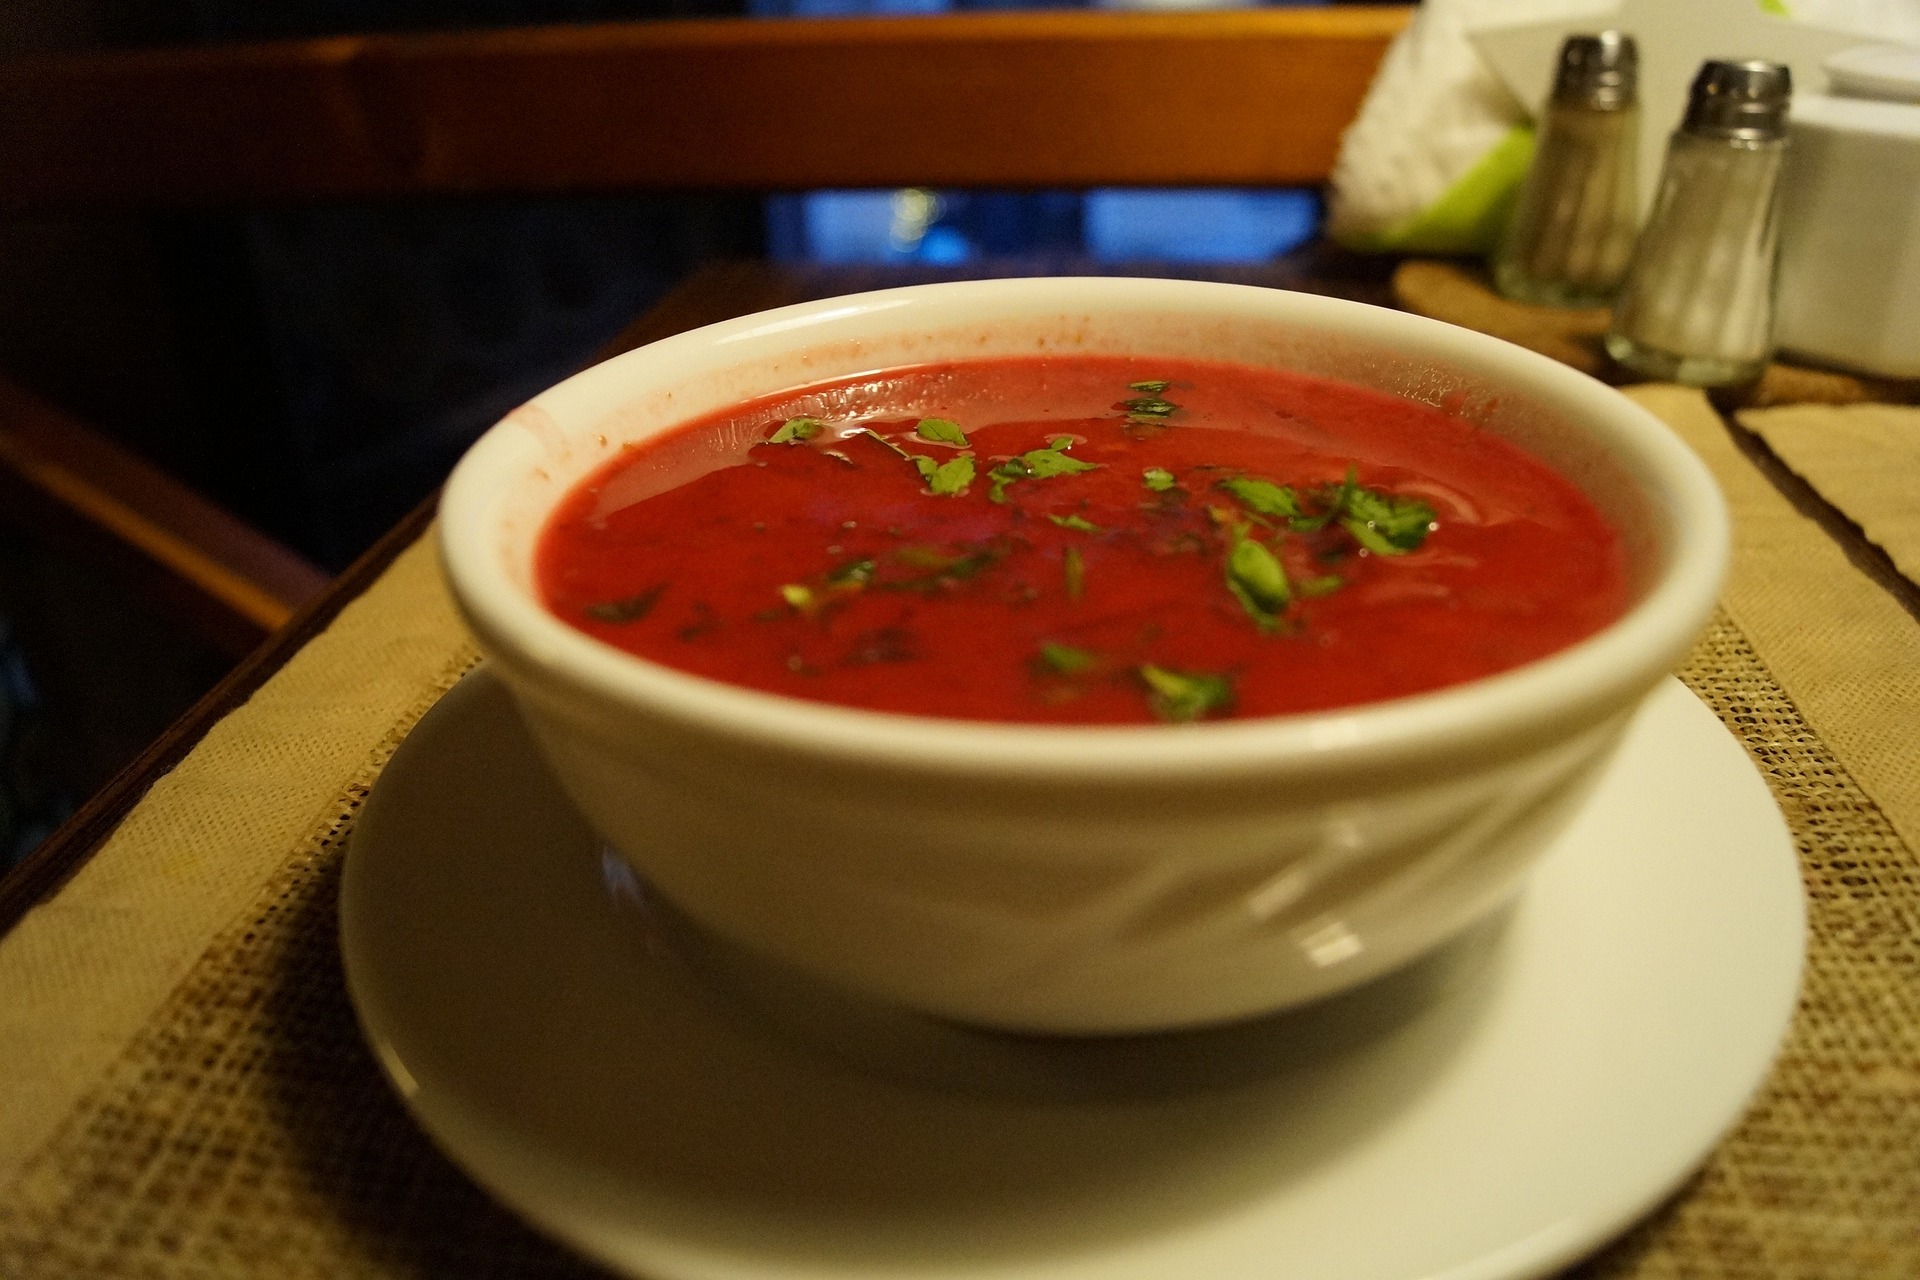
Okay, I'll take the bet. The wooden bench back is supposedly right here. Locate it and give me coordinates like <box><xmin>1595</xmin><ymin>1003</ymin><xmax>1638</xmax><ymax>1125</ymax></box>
<box><xmin>0</xmin><ymin>8</ymin><xmax>1407</xmax><ymax>209</ymax></box>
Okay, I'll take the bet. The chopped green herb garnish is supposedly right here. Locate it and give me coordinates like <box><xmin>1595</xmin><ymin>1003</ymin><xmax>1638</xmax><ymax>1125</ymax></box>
<box><xmin>765</xmin><ymin>417</ymin><xmax>824</xmax><ymax>445</ymax></box>
<box><xmin>987</xmin><ymin>438</ymin><xmax>1100</xmax><ymax>503</ymax></box>
<box><xmin>1138</xmin><ymin>664</ymin><xmax>1235</xmax><ymax>723</ymax></box>
<box><xmin>1121</xmin><ymin>397</ymin><xmax>1179</xmax><ymax>419</ymax></box>
<box><xmin>1341</xmin><ymin>487</ymin><xmax>1437</xmax><ymax>554</ymax></box>
<box><xmin>882</xmin><ymin>540</ymin><xmax>1008</xmax><ymax>592</ymax></box>
<box><xmin>825</xmin><ymin>558</ymin><xmax>876</xmax><ymax>588</ymax></box>
<box><xmin>1038</xmin><ymin>642</ymin><xmax>1097</xmax><ymax>675</ymax></box>
<box><xmin>1027</xmin><ymin>446</ymin><xmax>1097</xmax><ymax>478</ymax></box>
<box><xmin>1217</xmin><ymin>475</ymin><xmax>1305</xmax><ymax>521</ymax></box>
<box><xmin>1299</xmin><ymin>573</ymin><xmax>1345</xmax><ymax>598</ymax></box>
<box><xmin>1287</xmin><ymin>469</ymin><xmax>1356</xmax><ymax>533</ymax></box>
<box><xmin>1225</xmin><ymin>527</ymin><xmax>1291</xmax><ymax>632</ymax></box>
<box><xmin>912</xmin><ymin>454</ymin><xmax>975</xmax><ymax>496</ymax></box>
<box><xmin>1143</xmin><ymin>467</ymin><xmax>1178</xmax><ymax>492</ymax></box>
<box><xmin>779</xmin><ymin>583</ymin><xmax>815</xmax><ymax>611</ymax></box>
<box><xmin>915</xmin><ymin>417</ymin><xmax>970</xmax><ymax>447</ymax></box>
<box><xmin>1047</xmin><ymin>513</ymin><xmax>1101</xmax><ymax>533</ymax></box>
<box><xmin>584</xmin><ymin>584</ymin><xmax>666</xmax><ymax>624</ymax></box>
<box><xmin>1063</xmin><ymin>545</ymin><xmax>1085</xmax><ymax>600</ymax></box>
<box><xmin>895</xmin><ymin>545</ymin><xmax>961</xmax><ymax>571</ymax></box>
<box><xmin>859</xmin><ymin>428</ymin><xmax>915</xmax><ymax>459</ymax></box>
<box><xmin>1128</xmin><ymin>380</ymin><xmax>1172</xmax><ymax>393</ymax></box>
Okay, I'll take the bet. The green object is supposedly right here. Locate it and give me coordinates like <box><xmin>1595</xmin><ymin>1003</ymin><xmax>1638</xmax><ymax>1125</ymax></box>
<box><xmin>915</xmin><ymin>417</ymin><xmax>969</xmax><ymax>446</ymax></box>
<box><xmin>1225</xmin><ymin>527</ymin><xmax>1291</xmax><ymax>632</ymax></box>
<box><xmin>1216</xmin><ymin>475</ymin><xmax>1304</xmax><ymax>521</ymax></box>
<box><xmin>915</xmin><ymin>455</ymin><xmax>975</xmax><ymax>496</ymax></box>
<box><xmin>1339</xmin><ymin>125</ymin><xmax>1536</xmax><ymax>255</ymax></box>
<box><xmin>1038</xmin><ymin>642</ymin><xmax>1097</xmax><ymax>675</ymax></box>
<box><xmin>987</xmin><ymin>440</ymin><xmax>1099</xmax><ymax>503</ymax></box>
<box><xmin>1138</xmin><ymin>664</ymin><xmax>1235</xmax><ymax>723</ymax></box>
<box><xmin>1343</xmin><ymin>487</ymin><xmax>1436</xmax><ymax>554</ymax></box>
<box><xmin>766</xmin><ymin>417</ymin><xmax>824</xmax><ymax>445</ymax></box>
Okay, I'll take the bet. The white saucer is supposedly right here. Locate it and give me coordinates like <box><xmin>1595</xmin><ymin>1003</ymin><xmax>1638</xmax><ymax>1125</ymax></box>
<box><xmin>341</xmin><ymin>669</ymin><xmax>1803</xmax><ymax>1280</ymax></box>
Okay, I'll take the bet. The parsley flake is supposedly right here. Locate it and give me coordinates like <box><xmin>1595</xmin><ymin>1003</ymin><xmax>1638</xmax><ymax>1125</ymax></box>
<box><xmin>1038</xmin><ymin>642</ymin><xmax>1097</xmax><ymax>675</ymax></box>
<box><xmin>909</xmin><ymin>454</ymin><xmax>973</xmax><ymax>495</ymax></box>
<box><xmin>825</xmin><ymin>558</ymin><xmax>876</xmax><ymax>588</ymax></box>
<box><xmin>1047</xmin><ymin>513</ymin><xmax>1101</xmax><ymax>533</ymax></box>
<box><xmin>1341</xmin><ymin>487</ymin><xmax>1437</xmax><ymax>555</ymax></box>
<box><xmin>859</xmin><ymin>428</ymin><xmax>915</xmax><ymax>459</ymax></box>
<box><xmin>1121</xmin><ymin>396</ymin><xmax>1178</xmax><ymax>418</ymax></box>
<box><xmin>884</xmin><ymin>541</ymin><xmax>1008</xmax><ymax>592</ymax></box>
<box><xmin>583</xmin><ymin>584</ymin><xmax>666</xmax><ymax>624</ymax></box>
<box><xmin>1128</xmin><ymin>379</ymin><xmax>1172</xmax><ymax>393</ymax></box>
<box><xmin>987</xmin><ymin>438</ymin><xmax>1100</xmax><ymax>503</ymax></box>
<box><xmin>1143</xmin><ymin>468</ymin><xmax>1178</xmax><ymax>493</ymax></box>
<box><xmin>915</xmin><ymin>417</ymin><xmax>970</xmax><ymax>447</ymax></box>
<box><xmin>1299</xmin><ymin>573</ymin><xmax>1345</xmax><ymax>598</ymax></box>
<box><xmin>1225</xmin><ymin>527</ymin><xmax>1291</xmax><ymax>632</ymax></box>
<box><xmin>1217</xmin><ymin>475</ymin><xmax>1305</xmax><ymax>521</ymax></box>
<box><xmin>1138</xmin><ymin>664</ymin><xmax>1235</xmax><ymax>723</ymax></box>
<box><xmin>766</xmin><ymin>417</ymin><xmax>823</xmax><ymax>445</ymax></box>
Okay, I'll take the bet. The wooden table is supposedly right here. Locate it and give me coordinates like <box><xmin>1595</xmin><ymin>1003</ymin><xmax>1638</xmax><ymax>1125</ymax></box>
<box><xmin>2</xmin><ymin>253</ymin><xmax>1917</xmax><ymax>1279</ymax></box>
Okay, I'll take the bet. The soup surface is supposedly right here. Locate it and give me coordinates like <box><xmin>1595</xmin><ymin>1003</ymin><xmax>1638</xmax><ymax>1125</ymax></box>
<box><xmin>536</xmin><ymin>356</ymin><xmax>1628</xmax><ymax>724</ymax></box>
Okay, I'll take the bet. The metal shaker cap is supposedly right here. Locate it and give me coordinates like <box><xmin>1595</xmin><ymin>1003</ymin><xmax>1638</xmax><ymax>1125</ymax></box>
<box><xmin>1551</xmin><ymin>31</ymin><xmax>1638</xmax><ymax>110</ymax></box>
<box><xmin>1682</xmin><ymin>60</ymin><xmax>1793</xmax><ymax>140</ymax></box>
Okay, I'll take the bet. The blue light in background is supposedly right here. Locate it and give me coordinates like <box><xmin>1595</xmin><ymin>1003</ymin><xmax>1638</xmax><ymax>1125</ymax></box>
<box><xmin>766</xmin><ymin>186</ymin><xmax>1322</xmax><ymax>266</ymax></box>
<box><xmin>753</xmin><ymin>0</ymin><xmax>1330</xmax><ymax>264</ymax></box>
<box><xmin>1083</xmin><ymin>189</ymin><xmax>1321</xmax><ymax>263</ymax></box>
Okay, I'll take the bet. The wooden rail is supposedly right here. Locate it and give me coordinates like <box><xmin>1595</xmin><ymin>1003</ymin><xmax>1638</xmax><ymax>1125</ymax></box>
<box><xmin>0</xmin><ymin>7</ymin><xmax>1408</xmax><ymax>210</ymax></box>
<box><xmin>0</xmin><ymin>376</ymin><xmax>331</xmax><ymax>656</ymax></box>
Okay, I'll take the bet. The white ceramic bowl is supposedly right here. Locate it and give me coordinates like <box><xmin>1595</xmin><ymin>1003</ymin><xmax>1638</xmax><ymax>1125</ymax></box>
<box><xmin>439</xmin><ymin>277</ymin><xmax>1727</xmax><ymax>1034</ymax></box>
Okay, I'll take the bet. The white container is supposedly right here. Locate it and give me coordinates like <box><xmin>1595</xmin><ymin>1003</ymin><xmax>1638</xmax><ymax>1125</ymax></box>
<box><xmin>439</xmin><ymin>277</ymin><xmax>1728</xmax><ymax>1034</ymax></box>
<box><xmin>1776</xmin><ymin>46</ymin><xmax>1920</xmax><ymax>378</ymax></box>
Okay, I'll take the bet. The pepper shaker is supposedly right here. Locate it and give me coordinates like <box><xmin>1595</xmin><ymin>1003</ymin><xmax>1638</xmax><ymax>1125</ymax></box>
<box><xmin>1606</xmin><ymin>61</ymin><xmax>1793</xmax><ymax>386</ymax></box>
<box><xmin>1493</xmin><ymin>32</ymin><xmax>1640</xmax><ymax>308</ymax></box>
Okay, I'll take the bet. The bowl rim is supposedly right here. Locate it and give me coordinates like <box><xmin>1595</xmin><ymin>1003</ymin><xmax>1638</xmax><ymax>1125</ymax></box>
<box><xmin>440</xmin><ymin>276</ymin><xmax>1728</xmax><ymax>784</ymax></box>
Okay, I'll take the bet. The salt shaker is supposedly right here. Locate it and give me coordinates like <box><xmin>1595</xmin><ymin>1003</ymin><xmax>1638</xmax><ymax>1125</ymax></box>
<box><xmin>1493</xmin><ymin>32</ymin><xmax>1640</xmax><ymax>308</ymax></box>
<box><xmin>1606</xmin><ymin>61</ymin><xmax>1793</xmax><ymax>386</ymax></box>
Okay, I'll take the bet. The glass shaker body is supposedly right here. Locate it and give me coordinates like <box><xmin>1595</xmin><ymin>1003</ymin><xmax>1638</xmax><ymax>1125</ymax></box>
<box><xmin>1494</xmin><ymin>32</ymin><xmax>1640</xmax><ymax>308</ymax></box>
<box><xmin>1607</xmin><ymin>62</ymin><xmax>1792</xmax><ymax>386</ymax></box>
<box><xmin>1494</xmin><ymin>101</ymin><xmax>1641</xmax><ymax>306</ymax></box>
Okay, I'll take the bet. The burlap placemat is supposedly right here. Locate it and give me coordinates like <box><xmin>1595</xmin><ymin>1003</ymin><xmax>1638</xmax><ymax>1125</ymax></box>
<box><xmin>1736</xmin><ymin>403</ymin><xmax>1920</xmax><ymax>592</ymax></box>
<box><xmin>1</xmin><ymin>389</ymin><xmax>1915</xmax><ymax>1277</ymax></box>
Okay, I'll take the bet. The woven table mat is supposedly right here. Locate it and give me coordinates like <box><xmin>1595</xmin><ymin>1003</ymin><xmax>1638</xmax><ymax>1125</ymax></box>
<box><xmin>0</xmin><ymin>611</ymin><xmax>1913</xmax><ymax>1279</ymax></box>
<box><xmin>1</xmin><ymin>388</ymin><xmax>1917</xmax><ymax>1278</ymax></box>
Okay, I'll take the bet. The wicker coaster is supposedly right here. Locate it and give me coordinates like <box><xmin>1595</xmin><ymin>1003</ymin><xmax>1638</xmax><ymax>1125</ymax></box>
<box><xmin>1</xmin><ymin>613</ymin><xmax>1915</xmax><ymax>1279</ymax></box>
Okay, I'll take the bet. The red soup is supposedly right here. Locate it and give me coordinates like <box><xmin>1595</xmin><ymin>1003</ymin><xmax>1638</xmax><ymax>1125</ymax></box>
<box><xmin>536</xmin><ymin>356</ymin><xmax>1628</xmax><ymax>725</ymax></box>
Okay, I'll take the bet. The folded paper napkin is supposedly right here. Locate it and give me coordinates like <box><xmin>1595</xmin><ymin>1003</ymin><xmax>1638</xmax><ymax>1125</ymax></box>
<box><xmin>1329</xmin><ymin>0</ymin><xmax>1920</xmax><ymax>255</ymax></box>
<box><xmin>1739</xmin><ymin>403</ymin><xmax>1920</xmax><ymax>590</ymax></box>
